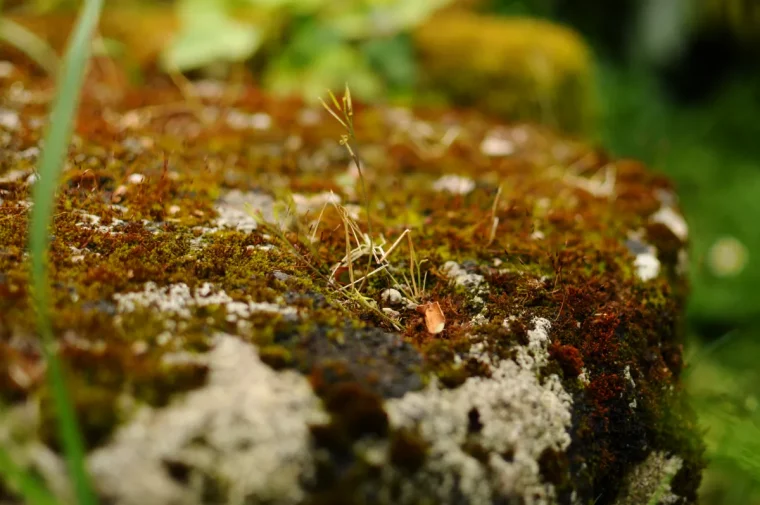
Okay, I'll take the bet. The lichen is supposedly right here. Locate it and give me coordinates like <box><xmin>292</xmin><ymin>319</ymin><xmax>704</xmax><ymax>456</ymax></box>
<box><xmin>381</xmin><ymin>318</ymin><xmax>573</xmax><ymax>505</ymax></box>
<box><xmin>87</xmin><ymin>334</ymin><xmax>329</xmax><ymax>505</ymax></box>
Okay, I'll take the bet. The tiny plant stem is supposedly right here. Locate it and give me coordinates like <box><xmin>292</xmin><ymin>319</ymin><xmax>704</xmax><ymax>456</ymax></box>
<box><xmin>344</xmin><ymin>217</ymin><xmax>355</xmax><ymax>291</ymax></box>
<box><xmin>345</xmin><ymin>140</ymin><xmax>374</xmax><ymax>290</ymax></box>
<box><xmin>27</xmin><ymin>0</ymin><xmax>104</xmax><ymax>504</ymax></box>
<box><xmin>338</xmin><ymin>263</ymin><xmax>390</xmax><ymax>291</ymax></box>
<box><xmin>320</xmin><ymin>85</ymin><xmax>374</xmax><ymax>291</ymax></box>
<box><xmin>378</xmin><ymin>229</ymin><xmax>410</xmax><ymax>263</ymax></box>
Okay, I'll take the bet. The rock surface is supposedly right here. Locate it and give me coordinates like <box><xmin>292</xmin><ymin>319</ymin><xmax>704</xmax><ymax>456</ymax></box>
<box><xmin>0</xmin><ymin>61</ymin><xmax>703</xmax><ymax>505</ymax></box>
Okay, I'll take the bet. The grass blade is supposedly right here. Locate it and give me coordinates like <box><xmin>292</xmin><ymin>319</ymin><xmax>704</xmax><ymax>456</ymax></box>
<box><xmin>0</xmin><ymin>446</ymin><xmax>58</xmax><ymax>505</ymax></box>
<box><xmin>26</xmin><ymin>1</ymin><xmax>104</xmax><ymax>504</ymax></box>
<box><xmin>0</xmin><ymin>18</ymin><xmax>59</xmax><ymax>76</ymax></box>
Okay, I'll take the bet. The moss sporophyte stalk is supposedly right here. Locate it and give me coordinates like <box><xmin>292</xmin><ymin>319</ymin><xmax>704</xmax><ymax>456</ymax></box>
<box><xmin>0</xmin><ymin>62</ymin><xmax>702</xmax><ymax>503</ymax></box>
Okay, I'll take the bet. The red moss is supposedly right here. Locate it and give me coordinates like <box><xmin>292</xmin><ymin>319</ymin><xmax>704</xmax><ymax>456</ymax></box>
<box><xmin>549</xmin><ymin>342</ymin><xmax>584</xmax><ymax>378</ymax></box>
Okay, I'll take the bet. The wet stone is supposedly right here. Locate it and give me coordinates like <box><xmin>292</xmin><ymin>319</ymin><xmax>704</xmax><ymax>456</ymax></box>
<box><xmin>0</xmin><ymin>65</ymin><xmax>703</xmax><ymax>505</ymax></box>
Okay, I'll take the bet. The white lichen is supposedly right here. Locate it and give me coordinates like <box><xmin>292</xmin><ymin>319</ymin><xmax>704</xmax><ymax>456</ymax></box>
<box><xmin>226</xmin><ymin>110</ymin><xmax>272</xmax><ymax>131</ymax></box>
<box><xmin>578</xmin><ymin>368</ymin><xmax>590</xmax><ymax>386</ymax></box>
<box><xmin>74</xmin><ymin>211</ymin><xmax>125</xmax><ymax>234</ymax></box>
<box><xmin>432</xmin><ymin>175</ymin><xmax>476</xmax><ymax>195</ymax></box>
<box><xmin>442</xmin><ymin>261</ymin><xmax>489</xmax><ymax>324</ymax></box>
<box><xmin>127</xmin><ymin>173</ymin><xmax>145</xmax><ymax>184</ymax></box>
<box><xmin>213</xmin><ymin>190</ymin><xmax>275</xmax><ymax>233</ymax></box>
<box><xmin>650</xmin><ymin>206</ymin><xmax>688</xmax><ymax>242</ymax></box>
<box><xmin>480</xmin><ymin>130</ymin><xmax>515</xmax><ymax>157</ymax></box>
<box><xmin>0</xmin><ymin>107</ymin><xmax>20</xmax><ymax>130</ymax></box>
<box><xmin>88</xmin><ymin>334</ymin><xmax>329</xmax><ymax>505</ymax></box>
<box><xmin>113</xmin><ymin>282</ymin><xmax>296</xmax><ymax>333</ymax></box>
<box><xmin>0</xmin><ymin>169</ymin><xmax>28</xmax><ymax>184</ymax></box>
<box><xmin>634</xmin><ymin>251</ymin><xmax>661</xmax><ymax>282</ymax></box>
<box><xmin>381</xmin><ymin>288</ymin><xmax>403</xmax><ymax>306</ymax></box>
<box><xmin>442</xmin><ymin>261</ymin><xmax>485</xmax><ymax>291</ymax></box>
<box><xmin>514</xmin><ymin>317</ymin><xmax>553</xmax><ymax>371</ymax></box>
<box><xmin>613</xmin><ymin>451</ymin><xmax>684</xmax><ymax>505</ymax></box>
<box><xmin>382</xmin><ymin>318</ymin><xmax>573</xmax><ymax>505</ymax></box>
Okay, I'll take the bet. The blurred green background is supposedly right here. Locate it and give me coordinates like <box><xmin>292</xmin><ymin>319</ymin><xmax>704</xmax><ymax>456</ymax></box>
<box><xmin>3</xmin><ymin>0</ymin><xmax>759</xmax><ymax>503</ymax></box>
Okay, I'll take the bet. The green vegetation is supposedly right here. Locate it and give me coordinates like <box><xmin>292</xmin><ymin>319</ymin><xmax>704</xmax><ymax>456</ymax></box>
<box><xmin>599</xmin><ymin>63</ymin><xmax>760</xmax><ymax>505</ymax></box>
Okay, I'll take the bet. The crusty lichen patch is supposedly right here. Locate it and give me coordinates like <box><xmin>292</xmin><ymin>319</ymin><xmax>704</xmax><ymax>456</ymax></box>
<box><xmin>0</xmin><ymin>57</ymin><xmax>703</xmax><ymax>504</ymax></box>
<box><xmin>614</xmin><ymin>451</ymin><xmax>684</xmax><ymax>505</ymax></box>
<box><xmin>87</xmin><ymin>334</ymin><xmax>329</xmax><ymax>505</ymax></box>
<box><xmin>382</xmin><ymin>318</ymin><xmax>572</xmax><ymax>505</ymax></box>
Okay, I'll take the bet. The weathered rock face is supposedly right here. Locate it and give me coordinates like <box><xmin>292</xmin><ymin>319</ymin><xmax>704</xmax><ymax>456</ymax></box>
<box><xmin>0</xmin><ymin>62</ymin><xmax>703</xmax><ymax>505</ymax></box>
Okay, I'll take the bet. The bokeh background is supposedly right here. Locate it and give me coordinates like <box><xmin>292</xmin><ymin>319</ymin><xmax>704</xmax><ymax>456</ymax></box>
<box><xmin>1</xmin><ymin>0</ymin><xmax>758</xmax><ymax>502</ymax></box>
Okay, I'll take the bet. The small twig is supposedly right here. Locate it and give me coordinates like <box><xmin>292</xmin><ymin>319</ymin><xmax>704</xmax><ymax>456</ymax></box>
<box><xmin>487</xmin><ymin>185</ymin><xmax>502</xmax><ymax>246</ymax></box>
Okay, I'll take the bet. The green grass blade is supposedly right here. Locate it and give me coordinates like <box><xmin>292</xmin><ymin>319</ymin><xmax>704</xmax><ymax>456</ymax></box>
<box><xmin>0</xmin><ymin>17</ymin><xmax>59</xmax><ymax>76</ymax></box>
<box><xmin>0</xmin><ymin>446</ymin><xmax>59</xmax><ymax>505</ymax></box>
<box><xmin>26</xmin><ymin>1</ymin><xmax>104</xmax><ymax>504</ymax></box>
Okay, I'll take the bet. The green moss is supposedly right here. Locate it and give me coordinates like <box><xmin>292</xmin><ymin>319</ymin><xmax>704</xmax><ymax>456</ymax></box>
<box><xmin>388</xmin><ymin>427</ymin><xmax>429</xmax><ymax>472</ymax></box>
<box><xmin>413</xmin><ymin>10</ymin><xmax>596</xmax><ymax>134</ymax></box>
<box><xmin>258</xmin><ymin>344</ymin><xmax>293</xmax><ymax>369</ymax></box>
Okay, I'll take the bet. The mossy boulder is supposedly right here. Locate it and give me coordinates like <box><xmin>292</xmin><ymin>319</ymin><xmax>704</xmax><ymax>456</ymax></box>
<box><xmin>413</xmin><ymin>9</ymin><xmax>597</xmax><ymax>134</ymax></box>
<box><xmin>0</xmin><ymin>61</ymin><xmax>702</xmax><ymax>505</ymax></box>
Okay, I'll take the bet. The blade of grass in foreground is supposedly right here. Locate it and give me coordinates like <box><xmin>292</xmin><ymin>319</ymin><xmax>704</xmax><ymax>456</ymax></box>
<box><xmin>0</xmin><ymin>446</ymin><xmax>58</xmax><ymax>505</ymax></box>
<box><xmin>26</xmin><ymin>1</ymin><xmax>104</xmax><ymax>504</ymax></box>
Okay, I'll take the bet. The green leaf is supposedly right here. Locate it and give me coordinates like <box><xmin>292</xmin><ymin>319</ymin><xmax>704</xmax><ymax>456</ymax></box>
<box><xmin>324</xmin><ymin>0</ymin><xmax>454</xmax><ymax>39</ymax></box>
<box><xmin>163</xmin><ymin>0</ymin><xmax>262</xmax><ymax>71</ymax></box>
<box><xmin>361</xmin><ymin>34</ymin><xmax>417</xmax><ymax>92</ymax></box>
<box><xmin>266</xmin><ymin>44</ymin><xmax>384</xmax><ymax>102</ymax></box>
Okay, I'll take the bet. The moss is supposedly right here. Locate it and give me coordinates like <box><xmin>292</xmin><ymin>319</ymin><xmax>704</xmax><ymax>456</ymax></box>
<box><xmin>388</xmin><ymin>427</ymin><xmax>429</xmax><ymax>472</ymax></box>
<box><xmin>413</xmin><ymin>9</ymin><xmax>596</xmax><ymax>134</ymax></box>
<box><xmin>0</xmin><ymin>54</ymin><xmax>704</xmax><ymax>504</ymax></box>
<box><xmin>258</xmin><ymin>344</ymin><xmax>293</xmax><ymax>369</ymax></box>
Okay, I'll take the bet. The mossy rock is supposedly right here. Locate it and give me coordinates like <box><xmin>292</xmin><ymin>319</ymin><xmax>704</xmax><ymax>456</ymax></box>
<box><xmin>0</xmin><ymin>60</ymin><xmax>702</xmax><ymax>505</ymax></box>
<box><xmin>413</xmin><ymin>10</ymin><xmax>597</xmax><ymax>135</ymax></box>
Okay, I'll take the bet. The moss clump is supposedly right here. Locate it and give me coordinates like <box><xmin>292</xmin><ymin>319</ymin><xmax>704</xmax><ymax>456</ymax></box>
<box><xmin>388</xmin><ymin>427</ymin><xmax>429</xmax><ymax>472</ymax></box>
<box><xmin>413</xmin><ymin>9</ymin><xmax>596</xmax><ymax>134</ymax></box>
<box><xmin>258</xmin><ymin>344</ymin><xmax>293</xmax><ymax>369</ymax></box>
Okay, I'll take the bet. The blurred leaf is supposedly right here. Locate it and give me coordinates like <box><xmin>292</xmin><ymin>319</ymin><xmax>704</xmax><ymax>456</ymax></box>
<box><xmin>278</xmin><ymin>16</ymin><xmax>341</xmax><ymax>67</ymax></box>
<box><xmin>323</xmin><ymin>0</ymin><xmax>454</xmax><ymax>38</ymax></box>
<box><xmin>236</xmin><ymin>0</ymin><xmax>322</xmax><ymax>12</ymax></box>
<box><xmin>266</xmin><ymin>43</ymin><xmax>384</xmax><ymax>102</ymax></box>
<box><xmin>361</xmin><ymin>34</ymin><xmax>417</xmax><ymax>92</ymax></box>
<box><xmin>163</xmin><ymin>0</ymin><xmax>262</xmax><ymax>71</ymax></box>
